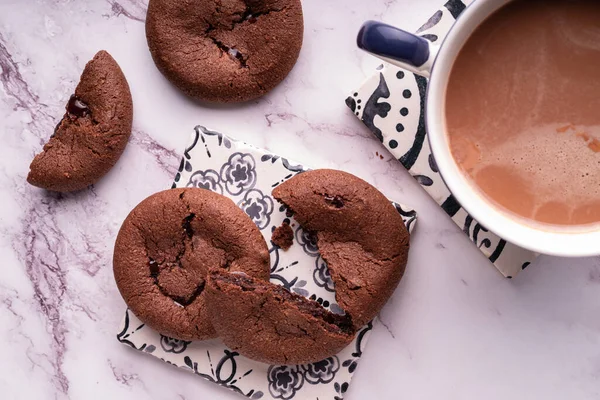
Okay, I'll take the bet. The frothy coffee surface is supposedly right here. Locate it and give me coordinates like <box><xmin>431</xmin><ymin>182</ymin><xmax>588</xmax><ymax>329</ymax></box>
<box><xmin>446</xmin><ymin>0</ymin><xmax>600</xmax><ymax>226</ymax></box>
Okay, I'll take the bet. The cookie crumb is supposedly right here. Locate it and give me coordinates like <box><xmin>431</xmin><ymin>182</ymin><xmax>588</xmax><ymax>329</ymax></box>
<box><xmin>272</xmin><ymin>222</ymin><xmax>294</xmax><ymax>250</ymax></box>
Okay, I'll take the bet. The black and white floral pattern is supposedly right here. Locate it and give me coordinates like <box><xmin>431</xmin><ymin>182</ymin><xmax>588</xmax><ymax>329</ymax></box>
<box><xmin>314</xmin><ymin>255</ymin><xmax>335</xmax><ymax>292</ymax></box>
<box><xmin>187</xmin><ymin>169</ymin><xmax>223</xmax><ymax>194</ymax></box>
<box><xmin>347</xmin><ymin>0</ymin><xmax>538</xmax><ymax>278</ymax></box>
<box><xmin>394</xmin><ymin>202</ymin><xmax>418</xmax><ymax>234</ymax></box>
<box><xmin>183</xmin><ymin>350</ymin><xmax>264</xmax><ymax>399</ymax></box>
<box><xmin>238</xmin><ymin>189</ymin><xmax>274</xmax><ymax>230</ymax></box>
<box><xmin>267</xmin><ymin>366</ymin><xmax>304</xmax><ymax>400</ymax></box>
<box><xmin>302</xmin><ymin>357</ymin><xmax>340</xmax><ymax>384</ymax></box>
<box><xmin>221</xmin><ymin>152</ymin><xmax>258</xmax><ymax>195</ymax></box>
<box><xmin>160</xmin><ymin>335</ymin><xmax>191</xmax><ymax>354</ymax></box>
<box><xmin>295</xmin><ymin>226</ymin><xmax>320</xmax><ymax>257</ymax></box>
<box><xmin>118</xmin><ymin>126</ymin><xmax>417</xmax><ymax>400</ymax></box>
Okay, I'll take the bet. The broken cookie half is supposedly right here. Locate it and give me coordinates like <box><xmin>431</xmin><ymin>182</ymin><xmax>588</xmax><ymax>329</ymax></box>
<box><xmin>206</xmin><ymin>269</ymin><xmax>355</xmax><ymax>365</ymax></box>
<box><xmin>272</xmin><ymin>169</ymin><xmax>410</xmax><ymax>329</ymax></box>
<box><xmin>27</xmin><ymin>50</ymin><xmax>133</xmax><ymax>192</ymax></box>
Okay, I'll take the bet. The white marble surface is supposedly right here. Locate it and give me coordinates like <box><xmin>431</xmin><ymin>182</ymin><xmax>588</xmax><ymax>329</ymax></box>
<box><xmin>0</xmin><ymin>0</ymin><xmax>599</xmax><ymax>399</ymax></box>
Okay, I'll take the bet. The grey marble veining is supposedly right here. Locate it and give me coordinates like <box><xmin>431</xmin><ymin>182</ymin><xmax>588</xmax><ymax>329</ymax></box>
<box><xmin>0</xmin><ymin>0</ymin><xmax>599</xmax><ymax>399</ymax></box>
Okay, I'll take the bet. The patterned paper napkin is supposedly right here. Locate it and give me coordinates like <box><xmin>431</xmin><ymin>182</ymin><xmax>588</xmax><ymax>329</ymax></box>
<box><xmin>346</xmin><ymin>0</ymin><xmax>537</xmax><ymax>278</ymax></box>
<box><xmin>117</xmin><ymin>126</ymin><xmax>418</xmax><ymax>400</ymax></box>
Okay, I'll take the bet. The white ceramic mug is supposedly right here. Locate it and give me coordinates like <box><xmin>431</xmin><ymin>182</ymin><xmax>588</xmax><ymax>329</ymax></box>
<box><xmin>357</xmin><ymin>0</ymin><xmax>600</xmax><ymax>257</ymax></box>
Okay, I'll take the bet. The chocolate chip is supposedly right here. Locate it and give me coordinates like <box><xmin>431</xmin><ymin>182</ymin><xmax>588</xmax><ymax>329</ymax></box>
<box><xmin>66</xmin><ymin>94</ymin><xmax>91</xmax><ymax>118</ymax></box>
<box><xmin>324</xmin><ymin>195</ymin><xmax>344</xmax><ymax>208</ymax></box>
<box><xmin>227</xmin><ymin>48</ymin><xmax>245</xmax><ymax>63</ymax></box>
<box><xmin>149</xmin><ymin>259</ymin><xmax>160</xmax><ymax>277</ymax></box>
<box><xmin>242</xmin><ymin>7</ymin><xmax>259</xmax><ymax>24</ymax></box>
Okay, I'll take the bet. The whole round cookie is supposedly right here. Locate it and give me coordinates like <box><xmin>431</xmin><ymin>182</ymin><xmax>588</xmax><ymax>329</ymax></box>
<box><xmin>272</xmin><ymin>169</ymin><xmax>410</xmax><ymax>329</ymax></box>
<box><xmin>27</xmin><ymin>50</ymin><xmax>133</xmax><ymax>192</ymax></box>
<box><xmin>206</xmin><ymin>270</ymin><xmax>355</xmax><ymax>365</ymax></box>
<box><xmin>113</xmin><ymin>188</ymin><xmax>270</xmax><ymax>341</ymax></box>
<box><xmin>145</xmin><ymin>0</ymin><xmax>304</xmax><ymax>103</ymax></box>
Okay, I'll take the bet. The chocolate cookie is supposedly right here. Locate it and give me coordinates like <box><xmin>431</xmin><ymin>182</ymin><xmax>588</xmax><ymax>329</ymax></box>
<box><xmin>113</xmin><ymin>188</ymin><xmax>270</xmax><ymax>340</ymax></box>
<box><xmin>145</xmin><ymin>0</ymin><xmax>304</xmax><ymax>103</ymax></box>
<box><xmin>272</xmin><ymin>169</ymin><xmax>410</xmax><ymax>329</ymax></box>
<box><xmin>27</xmin><ymin>51</ymin><xmax>133</xmax><ymax>192</ymax></box>
<box><xmin>206</xmin><ymin>270</ymin><xmax>355</xmax><ymax>365</ymax></box>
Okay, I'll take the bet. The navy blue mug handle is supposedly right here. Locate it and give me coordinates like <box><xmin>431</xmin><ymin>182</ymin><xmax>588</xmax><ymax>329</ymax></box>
<box><xmin>357</xmin><ymin>21</ymin><xmax>436</xmax><ymax>78</ymax></box>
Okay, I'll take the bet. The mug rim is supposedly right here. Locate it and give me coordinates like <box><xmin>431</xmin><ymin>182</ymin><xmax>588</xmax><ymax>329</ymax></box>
<box><xmin>425</xmin><ymin>0</ymin><xmax>600</xmax><ymax>257</ymax></box>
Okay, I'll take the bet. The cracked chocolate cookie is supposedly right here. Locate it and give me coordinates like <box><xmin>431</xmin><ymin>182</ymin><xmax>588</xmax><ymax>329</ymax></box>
<box><xmin>272</xmin><ymin>169</ymin><xmax>410</xmax><ymax>329</ymax></box>
<box><xmin>113</xmin><ymin>188</ymin><xmax>270</xmax><ymax>341</ymax></box>
<box><xmin>206</xmin><ymin>270</ymin><xmax>355</xmax><ymax>364</ymax></box>
<box><xmin>145</xmin><ymin>0</ymin><xmax>304</xmax><ymax>103</ymax></box>
<box><xmin>27</xmin><ymin>51</ymin><xmax>133</xmax><ymax>192</ymax></box>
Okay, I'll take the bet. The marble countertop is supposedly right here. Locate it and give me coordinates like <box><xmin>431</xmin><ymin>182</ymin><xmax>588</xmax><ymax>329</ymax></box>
<box><xmin>1</xmin><ymin>0</ymin><xmax>599</xmax><ymax>399</ymax></box>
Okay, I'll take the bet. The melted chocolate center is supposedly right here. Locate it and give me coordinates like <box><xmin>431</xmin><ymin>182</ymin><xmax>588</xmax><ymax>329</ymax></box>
<box><xmin>67</xmin><ymin>95</ymin><xmax>91</xmax><ymax>118</ymax></box>
<box><xmin>324</xmin><ymin>195</ymin><xmax>345</xmax><ymax>208</ymax></box>
<box><xmin>227</xmin><ymin>48</ymin><xmax>245</xmax><ymax>63</ymax></box>
<box><xmin>149</xmin><ymin>259</ymin><xmax>160</xmax><ymax>278</ymax></box>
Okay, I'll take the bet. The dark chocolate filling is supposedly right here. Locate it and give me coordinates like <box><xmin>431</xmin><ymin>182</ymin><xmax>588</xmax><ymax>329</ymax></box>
<box><xmin>227</xmin><ymin>48</ymin><xmax>245</xmax><ymax>63</ymax></box>
<box><xmin>148</xmin><ymin>258</ymin><xmax>160</xmax><ymax>278</ymax></box>
<box><xmin>49</xmin><ymin>95</ymin><xmax>93</xmax><ymax>139</ymax></box>
<box><xmin>240</xmin><ymin>6</ymin><xmax>267</xmax><ymax>25</ymax></box>
<box><xmin>202</xmin><ymin>5</ymin><xmax>284</xmax><ymax>69</ymax></box>
<box><xmin>324</xmin><ymin>194</ymin><xmax>345</xmax><ymax>208</ymax></box>
<box><xmin>66</xmin><ymin>95</ymin><xmax>91</xmax><ymax>118</ymax></box>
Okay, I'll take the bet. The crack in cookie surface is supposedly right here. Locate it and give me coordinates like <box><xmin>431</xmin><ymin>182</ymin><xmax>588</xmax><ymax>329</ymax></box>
<box><xmin>113</xmin><ymin>188</ymin><xmax>270</xmax><ymax>340</ymax></box>
<box><xmin>142</xmin><ymin>197</ymin><xmax>225</xmax><ymax>308</ymax></box>
<box><xmin>271</xmin><ymin>169</ymin><xmax>410</xmax><ymax>329</ymax></box>
<box><xmin>145</xmin><ymin>0</ymin><xmax>303</xmax><ymax>102</ymax></box>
